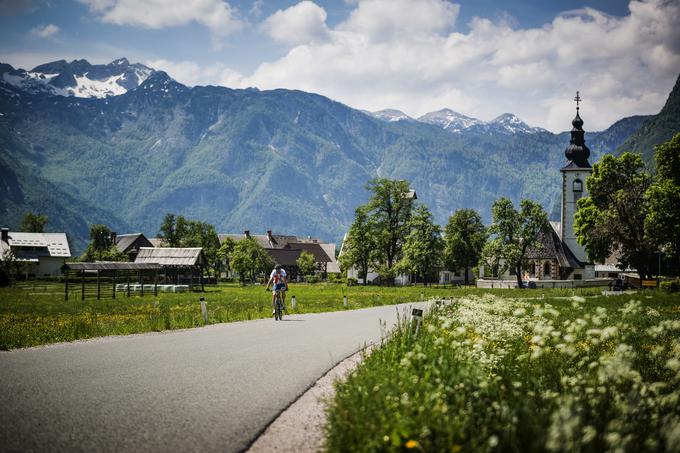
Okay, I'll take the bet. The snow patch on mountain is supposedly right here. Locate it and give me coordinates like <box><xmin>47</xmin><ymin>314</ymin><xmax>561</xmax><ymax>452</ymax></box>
<box><xmin>0</xmin><ymin>59</ymin><xmax>154</xmax><ymax>98</ymax></box>
<box><xmin>369</xmin><ymin>109</ymin><xmax>413</xmax><ymax>122</ymax></box>
<box><xmin>417</xmin><ymin>108</ymin><xmax>485</xmax><ymax>132</ymax></box>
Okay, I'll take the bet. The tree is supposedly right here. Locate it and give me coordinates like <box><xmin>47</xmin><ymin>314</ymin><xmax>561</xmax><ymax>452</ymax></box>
<box><xmin>297</xmin><ymin>251</ymin><xmax>317</xmax><ymax>280</ymax></box>
<box><xmin>81</xmin><ymin>224</ymin><xmax>128</xmax><ymax>262</ymax></box>
<box><xmin>181</xmin><ymin>220</ymin><xmax>220</xmax><ymax>278</ymax></box>
<box><xmin>0</xmin><ymin>250</ymin><xmax>25</xmax><ymax>286</ymax></box>
<box><xmin>158</xmin><ymin>213</ymin><xmax>179</xmax><ymax>247</ymax></box>
<box><xmin>443</xmin><ymin>209</ymin><xmax>487</xmax><ymax>285</ymax></box>
<box><xmin>20</xmin><ymin>212</ymin><xmax>48</xmax><ymax>233</ymax></box>
<box><xmin>490</xmin><ymin>198</ymin><xmax>549</xmax><ymax>288</ymax></box>
<box><xmin>339</xmin><ymin>207</ymin><xmax>375</xmax><ymax>284</ymax></box>
<box><xmin>158</xmin><ymin>214</ymin><xmax>220</xmax><ymax>276</ymax></box>
<box><xmin>217</xmin><ymin>237</ymin><xmax>236</xmax><ymax>277</ymax></box>
<box><xmin>574</xmin><ymin>153</ymin><xmax>656</xmax><ymax>279</ymax></box>
<box><xmin>230</xmin><ymin>238</ymin><xmax>274</xmax><ymax>285</ymax></box>
<box><xmin>646</xmin><ymin>133</ymin><xmax>680</xmax><ymax>275</ymax></box>
<box><xmin>400</xmin><ymin>205</ymin><xmax>443</xmax><ymax>285</ymax></box>
<box><xmin>365</xmin><ymin>178</ymin><xmax>415</xmax><ymax>280</ymax></box>
<box><xmin>480</xmin><ymin>237</ymin><xmax>507</xmax><ymax>279</ymax></box>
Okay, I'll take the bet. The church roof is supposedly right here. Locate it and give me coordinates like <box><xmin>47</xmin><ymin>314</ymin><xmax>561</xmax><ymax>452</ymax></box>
<box><xmin>526</xmin><ymin>223</ymin><xmax>583</xmax><ymax>269</ymax></box>
<box><xmin>563</xmin><ymin>92</ymin><xmax>591</xmax><ymax>169</ymax></box>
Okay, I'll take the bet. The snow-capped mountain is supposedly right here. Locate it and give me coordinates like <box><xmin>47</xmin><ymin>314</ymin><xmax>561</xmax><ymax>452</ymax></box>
<box><xmin>490</xmin><ymin>113</ymin><xmax>547</xmax><ymax>134</ymax></box>
<box><xmin>0</xmin><ymin>58</ymin><xmax>154</xmax><ymax>98</ymax></box>
<box><xmin>417</xmin><ymin>108</ymin><xmax>485</xmax><ymax>132</ymax></box>
<box><xmin>369</xmin><ymin>109</ymin><xmax>414</xmax><ymax>122</ymax></box>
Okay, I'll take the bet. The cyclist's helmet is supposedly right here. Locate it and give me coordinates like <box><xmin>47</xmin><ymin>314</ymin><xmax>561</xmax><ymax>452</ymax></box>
<box><xmin>275</xmin><ymin>264</ymin><xmax>282</xmax><ymax>270</ymax></box>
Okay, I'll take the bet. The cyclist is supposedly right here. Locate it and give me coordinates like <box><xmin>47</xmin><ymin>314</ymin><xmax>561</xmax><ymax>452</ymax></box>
<box><xmin>265</xmin><ymin>264</ymin><xmax>288</xmax><ymax>315</ymax></box>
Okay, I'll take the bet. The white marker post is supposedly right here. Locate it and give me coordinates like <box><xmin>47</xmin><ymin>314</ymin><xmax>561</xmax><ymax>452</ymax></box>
<box><xmin>291</xmin><ymin>295</ymin><xmax>297</xmax><ymax>311</ymax></box>
<box><xmin>343</xmin><ymin>295</ymin><xmax>348</xmax><ymax>308</ymax></box>
<box><xmin>200</xmin><ymin>297</ymin><xmax>208</xmax><ymax>324</ymax></box>
<box><xmin>411</xmin><ymin>308</ymin><xmax>423</xmax><ymax>338</ymax></box>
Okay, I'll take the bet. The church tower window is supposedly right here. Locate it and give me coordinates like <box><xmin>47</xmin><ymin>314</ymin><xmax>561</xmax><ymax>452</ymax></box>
<box><xmin>573</xmin><ymin>179</ymin><xmax>583</xmax><ymax>192</ymax></box>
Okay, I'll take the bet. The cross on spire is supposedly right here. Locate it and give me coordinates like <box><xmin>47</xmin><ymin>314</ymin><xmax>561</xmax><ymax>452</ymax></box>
<box><xmin>574</xmin><ymin>91</ymin><xmax>581</xmax><ymax>111</ymax></box>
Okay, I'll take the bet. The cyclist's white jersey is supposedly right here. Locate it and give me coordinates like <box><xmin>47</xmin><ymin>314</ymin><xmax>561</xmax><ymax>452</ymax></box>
<box><xmin>270</xmin><ymin>269</ymin><xmax>287</xmax><ymax>284</ymax></box>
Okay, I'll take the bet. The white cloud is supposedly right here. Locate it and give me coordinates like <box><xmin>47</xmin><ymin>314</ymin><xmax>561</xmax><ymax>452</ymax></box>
<box><xmin>79</xmin><ymin>0</ymin><xmax>244</xmax><ymax>39</ymax></box>
<box><xmin>117</xmin><ymin>0</ymin><xmax>679</xmax><ymax>132</ymax></box>
<box><xmin>146</xmin><ymin>59</ymin><xmax>245</xmax><ymax>87</ymax></box>
<box><xmin>234</xmin><ymin>0</ymin><xmax>680</xmax><ymax>132</ymax></box>
<box><xmin>30</xmin><ymin>23</ymin><xmax>60</xmax><ymax>39</ymax></box>
<box><xmin>338</xmin><ymin>0</ymin><xmax>459</xmax><ymax>41</ymax></box>
<box><xmin>262</xmin><ymin>1</ymin><xmax>329</xmax><ymax>46</ymax></box>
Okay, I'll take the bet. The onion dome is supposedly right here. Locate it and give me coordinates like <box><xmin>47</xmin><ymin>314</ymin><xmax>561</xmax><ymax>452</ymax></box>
<box><xmin>564</xmin><ymin>91</ymin><xmax>591</xmax><ymax>168</ymax></box>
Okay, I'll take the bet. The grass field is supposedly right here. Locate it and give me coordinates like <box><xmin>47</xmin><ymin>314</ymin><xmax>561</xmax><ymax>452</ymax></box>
<box><xmin>324</xmin><ymin>292</ymin><xmax>680</xmax><ymax>453</ymax></box>
<box><xmin>0</xmin><ymin>281</ymin><xmax>604</xmax><ymax>350</ymax></box>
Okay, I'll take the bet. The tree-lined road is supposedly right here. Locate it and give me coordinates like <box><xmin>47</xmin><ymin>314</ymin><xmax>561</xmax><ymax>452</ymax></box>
<box><xmin>0</xmin><ymin>302</ymin><xmax>426</xmax><ymax>452</ymax></box>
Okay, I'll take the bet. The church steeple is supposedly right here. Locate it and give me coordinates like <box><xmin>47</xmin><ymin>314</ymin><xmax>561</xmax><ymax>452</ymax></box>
<box><xmin>564</xmin><ymin>91</ymin><xmax>591</xmax><ymax>168</ymax></box>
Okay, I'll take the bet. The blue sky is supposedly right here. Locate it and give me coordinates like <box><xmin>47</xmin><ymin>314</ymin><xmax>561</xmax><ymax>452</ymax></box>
<box><xmin>1</xmin><ymin>0</ymin><xmax>678</xmax><ymax>131</ymax></box>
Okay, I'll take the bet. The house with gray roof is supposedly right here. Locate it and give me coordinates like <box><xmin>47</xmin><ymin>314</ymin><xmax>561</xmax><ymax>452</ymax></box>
<box><xmin>113</xmin><ymin>232</ymin><xmax>154</xmax><ymax>260</ymax></box>
<box><xmin>0</xmin><ymin>228</ymin><xmax>71</xmax><ymax>277</ymax></box>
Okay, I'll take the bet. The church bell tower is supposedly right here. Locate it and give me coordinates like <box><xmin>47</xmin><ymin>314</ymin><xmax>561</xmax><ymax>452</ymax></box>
<box><xmin>560</xmin><ymin>91</ymin><xmax>592</xmax><ymax>264</ymax></box>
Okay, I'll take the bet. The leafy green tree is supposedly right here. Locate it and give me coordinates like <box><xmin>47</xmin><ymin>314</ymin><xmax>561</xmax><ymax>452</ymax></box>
<box><xmin>230</xmin><ymin>238</ymin><xmax>274</xmax><ymax>285</ymax></box>
<box><xmin>365</xmin><ymin>178</ymin><xmax>415</xmax><ymax>280</ymax></box>
<box><xmin>20</xmin><ymin>212</ymin><xmax>48</xmax><ymax>233</ymax></box>
<box><xmin>158</xmin><ymin>213</ymin><xmax>179</xmax><ymax>247</ymax></box>
<box><xmin>0</xmin><ymin>250</ymin><xmax>25</xmax><ymax>286</ymax></box>
<box><xmin>81</xmin><ymin>224</ymin><xmax>129</xmax><ymax>262</ymax></box>
<box><xmin>574</xmin><ymin>152</ymin><xmax>656</xmax><ymax>279</ymax></box>
<box><xmin>490</xmin><ymin>198</ymin><xmax>549</xmax><ymax>288</ymax></box>
<box><xmin>339</xmin><ymin>207</ymin><xmax>375</xmax><ymax>285</ymax></box>
<box><xmin>443</xmin><ymin>209</ymin><xmax>487</xmax><ymax>285</ymax></box>
<box><xmin>180</xmin><ymin>220</ymin><xmax>220</xmax><ymax>277</ymax></box>
<box><xmin>217</xmin><ymin>237</ymin><xmax>236</xmax><ymax>277</ymax></box>
<box><xmin>400</xmin><ymin>205</ymin><xmax>443</xmax><ymax>285</ymax></box>
<box><xmin>480</xmin><ymin>237</ymin><xmax>507</xmax><ymax>279</ymax></box>
<box><xmin>646</xmin><ymin>133</ymin><xmax>680</xmax><ymax>274</ymax></box>
<box><xmin>297</xmin><ymin>251</ymin><xmax>317</xmax><ymax>280</ymax></box>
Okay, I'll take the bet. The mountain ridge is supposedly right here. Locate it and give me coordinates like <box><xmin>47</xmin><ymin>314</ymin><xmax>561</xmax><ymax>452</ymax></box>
<box><xmin>0</xmin><ymin>58</ymin><xmax>662</xmax><ymax>252</ymax></box>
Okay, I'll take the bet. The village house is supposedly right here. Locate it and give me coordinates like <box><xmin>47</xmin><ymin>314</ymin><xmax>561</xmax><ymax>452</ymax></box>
<box><xmin>112</xmin><ymin>232</ymin><xmax>154</xmax><ymax>261</ymax></box>
<box><xmin>0</xmin><ymin>228</ymin><xmax>71</xmax><ymax>277</ymax></box>
<box><xmin>218</xmin><ymin>230</ymin><xmax>338</xmax><ymax>280</ymax></box>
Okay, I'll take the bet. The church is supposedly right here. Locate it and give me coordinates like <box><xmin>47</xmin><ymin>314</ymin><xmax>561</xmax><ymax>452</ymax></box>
<box><xmin>479</xmin><ymin>93</ymin><xmax>604</xmax><ymax>288</ymax></box>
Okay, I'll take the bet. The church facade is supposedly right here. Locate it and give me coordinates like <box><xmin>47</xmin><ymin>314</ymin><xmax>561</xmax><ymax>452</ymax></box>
<box><xmin>479</xmin><ymin>93</ymin><xmax>601</xmax><ymax>287</ymax></box>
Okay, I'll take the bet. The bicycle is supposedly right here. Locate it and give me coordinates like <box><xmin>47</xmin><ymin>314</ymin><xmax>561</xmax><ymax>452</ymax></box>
<box><xmin>273</xmin><ymin>288</ymin><xmax>285</xmax><ymax>321</ymax></box>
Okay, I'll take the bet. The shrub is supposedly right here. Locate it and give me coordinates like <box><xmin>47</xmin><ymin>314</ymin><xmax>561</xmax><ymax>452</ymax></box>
<box><xmin>305</xmin><ymin>275</ymin><xmax>321</xmax><ymax>284</ymax></box>
<box><xmin>660</xmin><ymin>278</ymin><xmax>680</xmax><ymax>292</ymax></box>
<box><xmin>346</xmin><ymin>278</ymin><xmax>358</xmax><ymax>286</ymax></box>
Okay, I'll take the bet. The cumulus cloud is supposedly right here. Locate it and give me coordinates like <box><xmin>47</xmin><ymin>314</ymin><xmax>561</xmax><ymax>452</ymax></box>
<box><xmin>30</xmin><ymin>24</ymin><xmax>60</xmax><ymax>39</ymax></box>
<box><xmin>79</xmin><ymin>0</ymin><xmax>244</xmax><ymax>40</ymax></box>
<box><xmin>147</xmin><ymin>0</ymin><xmax>680</xmax><ymax>132</ymax></box>
<box><xmin>262</xmin><ymin>1</ymin><xmax>329</xmax><ymax>46</ymax></box>
<box><xmin>146</xmin><ymin>59</ymin><xmax>245</xmax><ymax>87</ymax></box>
<box><xmin>237</xmin><ymin>0</ymin><xmax>680</xmax><ymax>131</ymax></box>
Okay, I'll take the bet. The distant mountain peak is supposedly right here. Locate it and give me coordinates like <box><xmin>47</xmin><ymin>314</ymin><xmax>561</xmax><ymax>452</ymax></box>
<box><xmin>418</xmin><ymin>108</ymin><xmax>484</xmax><ymax>132</ymax></box>
<box><xmin>369</xmin><ymin>109</ymin><xmax>413</xmax><ymax>122</ymax></box>
<box><xmin>1</xmin><ymin>57</ymin><xmax>154</xmax><ymax>99</ymax></box>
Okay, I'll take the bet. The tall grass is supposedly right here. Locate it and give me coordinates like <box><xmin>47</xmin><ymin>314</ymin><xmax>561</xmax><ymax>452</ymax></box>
<box><xmin>0</xmin><ymin>283</ymin><xmax>604</xmax><ymax>350</ymax></box>
<box><xmin>324</xmin><ymin>293</ymin><xmax>680</xmax><ymax>452</ymax></box>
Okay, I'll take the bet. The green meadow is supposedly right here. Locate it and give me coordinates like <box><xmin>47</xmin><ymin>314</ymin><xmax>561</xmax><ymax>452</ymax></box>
<box><xmin>0</xmin><ymin>282</ymin><xmax>603</xmax><ymax>350</ymax></box>
<box><xmin>324</xmin><ymin>292</ymin><xmax>680</xmax><ymax>453</ymax></box>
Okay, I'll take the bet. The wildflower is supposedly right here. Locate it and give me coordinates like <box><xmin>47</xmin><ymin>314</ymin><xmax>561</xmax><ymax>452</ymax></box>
<box><xmin>451</xmin><ymin>445</ymin><xmax>462</xmax><ymax>453</ymax></box>
<box><xmin>405</xmin><ymin>440</ymin><xmax>420</xmax><ymax>449</ymax></box>
<box><xmin>488</xmin><ymin>435</ymin><xmax>499</xmax><ymax>447</ymax></box>
<box><xmin>383</xmin><ymin>435</ymin><xmax>390</xmax><ymax>443</ymax></box>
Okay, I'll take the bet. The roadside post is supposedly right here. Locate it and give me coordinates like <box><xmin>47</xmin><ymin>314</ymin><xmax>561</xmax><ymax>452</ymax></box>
<box><xmin>291</xmin><ymin>295</ymin><xmax>297</xmax><ymax>311</ymax></box>
<box><xmin>343</xmin><ymin>295</ymin><xmax>348</xmax><ymax>308</ymax></box>
<box><xmin>411</xmin><ymin>308</ymin><xmax>423</xmax><ymax>338</ymax></box>
<box><xmin>199</xmin><ymin>297</ymin><xmax>208</xmax><ymax>324</ymax></box>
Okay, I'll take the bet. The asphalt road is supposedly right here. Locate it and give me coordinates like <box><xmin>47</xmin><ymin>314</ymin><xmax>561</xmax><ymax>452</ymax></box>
<box><xmin>0</xmin><ymin>302</ymin><xmax>427</xmax><ymax>453</ymax></box>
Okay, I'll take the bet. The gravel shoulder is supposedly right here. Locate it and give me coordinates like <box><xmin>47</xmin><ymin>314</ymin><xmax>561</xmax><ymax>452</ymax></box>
<box><xmin>246</xmin><ymin>345</ymin><xmax>373</xmax><ymax>453</ymax></box>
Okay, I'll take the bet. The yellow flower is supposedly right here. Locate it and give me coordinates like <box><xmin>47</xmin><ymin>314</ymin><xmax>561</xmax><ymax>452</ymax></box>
<box><xmin>451</xmin><ymin>445</ymin><xmax>462</xmax><ymax>453</ymax></box>
<box><xmin>405</xmin><ymin>440</ymin><xmax>420</xmax><ymax>449</ymax></box>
